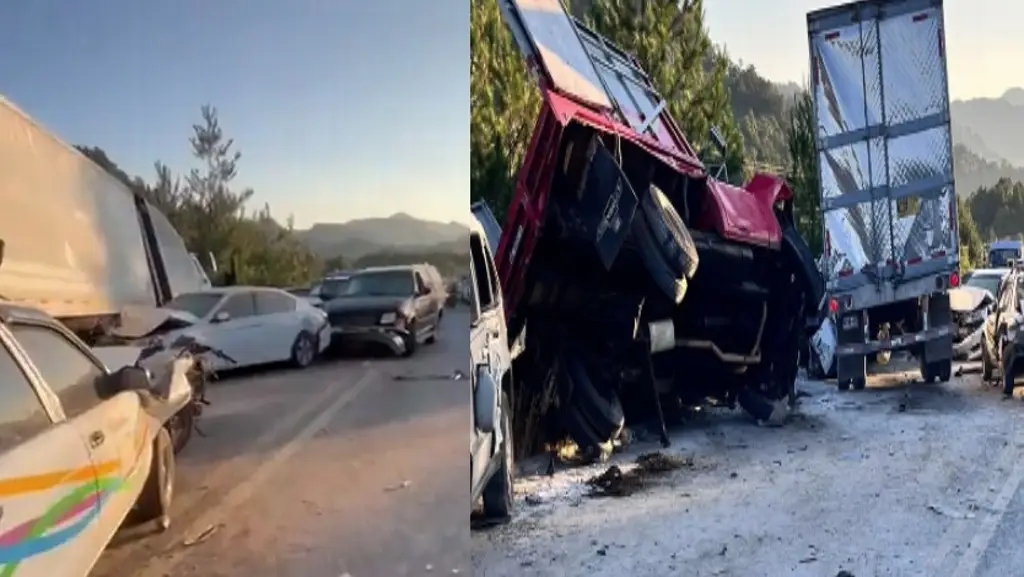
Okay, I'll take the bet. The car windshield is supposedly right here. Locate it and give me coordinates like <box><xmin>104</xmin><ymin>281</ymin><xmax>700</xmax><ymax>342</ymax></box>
<box><xmin>163</xmin><ymin>292</ymin><xmax>223</xmax><ymax>318</ymax></box>
<box><xmin>966</xmin><ymin>274</ymin><xmax>1004</xmax><ymax>298</ymax></box>
<box><xmin>990</xmin><ymin>248</ymin><xmax>1020</xmax><ymax>267</ymax></box>
<box><xmin>319</xmin><ymin>278</ymin><xmax>351</xmax><ymax>300</ymax></box>
<box><xmin>343</xmin><ymin>271</ymin><xmax>414</xmax><ymax>297</ymax></box>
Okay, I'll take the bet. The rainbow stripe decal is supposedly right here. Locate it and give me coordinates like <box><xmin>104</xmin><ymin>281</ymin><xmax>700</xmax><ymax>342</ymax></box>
<box><xmin>0</xmin><ymin>474</ymin><xmax>125</xmax><ymax>576</ymax></box>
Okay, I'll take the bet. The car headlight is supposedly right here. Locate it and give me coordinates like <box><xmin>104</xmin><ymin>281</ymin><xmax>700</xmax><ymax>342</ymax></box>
<box><xmin>380</xmin><ymin>312</ymin><xmax>397</xmax><ymax>324</ymax></box>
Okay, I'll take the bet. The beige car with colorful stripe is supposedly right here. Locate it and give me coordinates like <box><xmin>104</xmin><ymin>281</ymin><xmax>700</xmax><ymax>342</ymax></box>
<box><xmin>0</xmin><ymin>301</ymin><xmax>192</xmax><ymax>576</ymax></box>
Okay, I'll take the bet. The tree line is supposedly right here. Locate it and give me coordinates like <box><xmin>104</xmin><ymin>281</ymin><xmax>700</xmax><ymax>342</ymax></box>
<box><xmin>470</xmin><ymin>0</ymin><xmax>995</xmax><ymax>271</ymax></box>
<box><xmin>80</xmin><ymin>105</ymin><xmax>463</xmax><ymax>288</ymax></box>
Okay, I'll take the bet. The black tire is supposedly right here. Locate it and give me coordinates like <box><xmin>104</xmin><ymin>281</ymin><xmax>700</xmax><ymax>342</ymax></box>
<box><xmin>936</xmin><ymin>359</ymin><xmax>953</xmax><ymax>383</ymax></box>
<box><xmin>852</xmin><ymin>376</ymin><xmax>867</xmax><ymax>391</ymax></box>
<box><xmin>781</xmin><ymin>219</ymin><xmax>825</xmax><ymax>316</ymax></box>
<box><xmin>631</xmin><ymin>210</ymin><xmax>688</xmax><ymax>304</ymax></box>
<box><xmin>291</xmin><ymin>331</ymin><xmax>317</xmax><ymax>368</ymax></box>
<box><xmin>562</xmin><ymin>356</ymin><xmax>624</xmax><ymax>441</ymax></box>
<box><xmin>838</xmin><ymin>379</ymin><xmax>851</xmax><ymax>391</ymax></box>
<box><xmin>133</xmin><ymin>428</ymin><xmax>174</xmax><ymax>531</ymax></box>
<box><xmin>166</xmin><ymin>408</ymin><xmax>194</xmax><ymax>455</ymax></box>
<box><xmin>482</xmin><ymin>393</ymin><xmax>514</xmax><ymax>521</ymax></box>
<box><xmin>983</xmin><ymin>340</ymin><xmax>994</xmax><ymax>382</ymax></box>
<box><xmin>640</xmin><ymin>185</ymin><xmax>699</xmax><ymax>279</ymax></box>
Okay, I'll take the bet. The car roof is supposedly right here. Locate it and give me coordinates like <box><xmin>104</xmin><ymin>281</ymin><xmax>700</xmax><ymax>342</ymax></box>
<box><xmin>970</xmin><ymin>268</ymin><xmax>1011</xmax><ymax>277</ymax></box>
<box><xmin>355</xmin><ymin>265</ymin><xmax>417</xmax><ymax>274</ymax></box>
<box><xmin>990</xmin><ymin>240</ymin><xmax>1023</xmax><ymax>250</ymax></box>
<box><xmin>177</xmin><ymin>285</ymin><xmax>290</xmax><ymax>297</ymax></box>
<box><xmin>0</xmin><ymin>300</ymin><xmax>58</xmax><ymax>325</ymax></box>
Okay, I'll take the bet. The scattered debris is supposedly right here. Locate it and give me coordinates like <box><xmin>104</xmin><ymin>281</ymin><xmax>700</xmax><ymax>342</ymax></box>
<box><xmin>385</xmin><ymin>480</ymin><xmax>412</xmax><ymax>492</ymax></box>
<box><xmin>836</xmin><ymin>571</ymin><xmax>856</xmax><ymax>577</ymax></box>
<box><xmin>926</xmin><ymin>502</ymin><xmax>976</xmax><ymax>519</ymax></box>
<box><xmin>392</xmin><ymin>370</ymin><xmax>465</xmax><ymax>381</ymax></box>
<box><xmin>586</xmin><ymin>452</ymin><xmax>694</xmax><ymax>497</ymax></box>
<box><xmin>182</xmin><ymin>523</ymin><xmax>222</xmax><ymax>547</ymax></box>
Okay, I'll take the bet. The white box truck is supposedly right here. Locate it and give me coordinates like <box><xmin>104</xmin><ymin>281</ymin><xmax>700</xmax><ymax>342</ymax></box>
<box><xmin>0</xmin><ymin>96</ymin><xmax>212</xmax><ymax>341</ymax></box>
<box><xmin>807</xmin><ymin>0</ymin><xmax>959</xmax><ymax>389</ymax></box>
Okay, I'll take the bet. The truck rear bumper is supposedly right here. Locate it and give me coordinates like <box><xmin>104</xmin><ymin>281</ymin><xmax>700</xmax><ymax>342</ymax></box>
<box><xmin>835</xmin><ymin>324</ymin><xmax>952</xmax><ymax>357</ymax></box>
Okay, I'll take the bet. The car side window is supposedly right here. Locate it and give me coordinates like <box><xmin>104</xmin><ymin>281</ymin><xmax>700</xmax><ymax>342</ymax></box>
<box><xmin>218</xmin><ymin>293</ymin><xmax>256</xmax><ymax>319</ymax></box>
<box><xmin>414</xmin><ymin>272</ymin><xmax>428</xmax><ymax>295</ymax></box>
<box><xmin>255</xmin><ymin>291</ymin><xmax>297</xmax><ymax>315</ymax></box>
<box><xmin>0</xmin><ymin>338</ymin><xmax>52</xmax><ymax>452</ymax></box>
<box><xmin>470</xmin><ymin>232</ymin><xmax>496</xmax><ymax>311</ymax></box>
<box><xmin>8</xmin><ymin>324</ymin><xmax>105</xmax><ymax>419</ymax></box>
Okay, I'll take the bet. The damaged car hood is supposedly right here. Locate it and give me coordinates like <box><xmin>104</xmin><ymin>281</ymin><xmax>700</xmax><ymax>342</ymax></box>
<box><xmin>949</xmin><ymin>287</ymin><xmax>992</xmax><ymax>312</ymax></box>
<box><xmin>113</xmin><ymin>304</ymin><xmax>201</xmax><ymax>339</ymax></box>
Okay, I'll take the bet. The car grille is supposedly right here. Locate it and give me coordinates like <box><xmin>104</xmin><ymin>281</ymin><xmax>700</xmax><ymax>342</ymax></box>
<box><xmin>328</xmin><ymin>311</ymin><xmax>379</xmax><ymax>327</ymax></box>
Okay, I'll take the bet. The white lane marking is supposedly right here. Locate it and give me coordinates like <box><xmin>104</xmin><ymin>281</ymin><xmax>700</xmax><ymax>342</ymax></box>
<box><xmin>135</xmin><ymin>370</ymin><xmax>379</xmax><ymax>577</ymax></box>
<box><xmin>167</xmin><ymin>367</ymin><xmax>368</xmax><ymax>517</ymax></box>
<box><xmin>949</xmin><ymin>442</ymin><xmax>1024</xmax><ymax>577</ymax></box>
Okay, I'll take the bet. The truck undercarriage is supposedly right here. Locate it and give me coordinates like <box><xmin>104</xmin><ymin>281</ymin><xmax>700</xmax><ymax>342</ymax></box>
<box><xmin>490</xmin><ymin>0</ymin><xmax>823</xmax><ymax>457</ymax></box>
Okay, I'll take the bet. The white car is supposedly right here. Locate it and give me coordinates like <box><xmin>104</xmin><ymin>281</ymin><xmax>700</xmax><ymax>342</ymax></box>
<box><xmin>117</xmin><ymin>286</ymin><xmax>331</xmax><ymax>371</ymax></box>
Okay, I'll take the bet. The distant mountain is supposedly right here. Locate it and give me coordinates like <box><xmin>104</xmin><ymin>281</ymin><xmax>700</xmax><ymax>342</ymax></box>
<box><xmin>951</xmin><ymin>89</ymin><xmax>1024</xmax><ymax>167</ymax></box>
<box><xmin>953</xmin><ymin>144</ymin><xmax>1024</xmax><ymax>196</ymax></box>
<box><xmin>294</xmin><ymin>213</ymin><xmax>469</xmax><ymax>260</ymax></box>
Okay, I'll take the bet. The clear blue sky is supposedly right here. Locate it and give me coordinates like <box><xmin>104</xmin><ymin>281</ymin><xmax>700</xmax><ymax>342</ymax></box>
<box><xmin>0</xmin><ymin>0</ymin><xmax>468</xmax><ymax>228</ymax></box>
<box><xmin>705</xmin><ymin>0</ymin><xmax>1022</xmax><ymax>101</ymax></box>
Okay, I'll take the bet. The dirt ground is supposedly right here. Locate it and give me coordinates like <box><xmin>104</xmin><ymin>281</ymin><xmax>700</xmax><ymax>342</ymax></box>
<box><xmin>471</xmin><ymin>361</ymin><xmax>1024</xmax><ymax>577</ymax></box>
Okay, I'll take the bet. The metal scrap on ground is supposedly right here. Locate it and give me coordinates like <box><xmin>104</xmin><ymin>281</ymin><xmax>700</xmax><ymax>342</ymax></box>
<box><xmin>586</xmin><ymin>452</ymin><xmax>695</xmax><ymax>497</ymax></box>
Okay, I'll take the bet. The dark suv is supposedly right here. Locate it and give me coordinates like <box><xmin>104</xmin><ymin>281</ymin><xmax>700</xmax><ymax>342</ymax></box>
<box><xmin>981</xmin><ymin>262</ymin><xmax>1024</xmax><ymax>396</ymax></box>
<box><xmin>322</xmin><ymin>264</ymin><xmax>446</xmax><ymax>357</ymax></box>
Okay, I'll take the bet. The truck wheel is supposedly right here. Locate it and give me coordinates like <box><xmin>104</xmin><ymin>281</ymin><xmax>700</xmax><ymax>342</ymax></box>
<box><xmin>133</xmin><ymin>428</ymin><xmax>174</xmax><ymax>532</ymax></box>
<box><xmin>482</xmin><ymin>393</ymin><xmax>514</xmax><ymax>522</ymax></box>
<box><xmin>837</xmin><ymin>379</ymin><xmax>851</xmax><ymax>391</ymax></box>
<box><xmin>780</xmin><ymin>219</ymin><xmax>825</xmax><ymax>313</ymax></box>
<box><xmin>852</xmin><ymin>376</ymin><xmax>866</xmax><ymax>391</ymax></box>
<box><xmin>936</xmin><ymin>359</ymin><xmax>953</xmax><ymax>383</ymax></box>
<box><xmin>563</xmin><ymin>356</ymin><xmax>624</xmax><ymax>439</ymax></box>
<box><xmin>631</xmin><ymin>210</ymin><xmax>688</xmax><ymax>304</ymax></box>
<box><xmin>639</xmin><ymin>185</ymin><xmax>698</xmax><ymax>279</ymax></box>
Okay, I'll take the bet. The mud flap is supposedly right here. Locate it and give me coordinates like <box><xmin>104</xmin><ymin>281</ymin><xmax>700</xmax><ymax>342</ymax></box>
<box><xmin>836</xmin><ymin>310</ymin><xmax>867</xmax><ymax>386</ymax></box>
<box><xmin>553</xmin><ymin>143</ymin><xmax>638</xmax><ymax>270</ymax></box>
<box><xmin>921</xmin><ymin>293</ymin><xmax>954</xmax><ymax>364</ymax></box>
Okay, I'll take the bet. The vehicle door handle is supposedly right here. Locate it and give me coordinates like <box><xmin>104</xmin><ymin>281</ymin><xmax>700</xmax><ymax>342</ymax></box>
<box><xmin>88</xmin><ymin>431</ymin><xmax>105</xmax><ymax>449</ymax></box>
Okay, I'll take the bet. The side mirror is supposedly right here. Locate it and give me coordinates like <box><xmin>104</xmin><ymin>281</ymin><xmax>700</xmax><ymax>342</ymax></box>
<box><xmin>473</xmin><ymin>368</ymin><xmax>499</xmax><ymax>434</ymax></box>
<box><xmin>95</xmin><ymin>365</ymin><xmax>151</xmax><ymax>399</ymax></box>
<box><xmin>212</xmin><ymin>311</ymin><xmax>231</xmax><ymax>323</ymax></box>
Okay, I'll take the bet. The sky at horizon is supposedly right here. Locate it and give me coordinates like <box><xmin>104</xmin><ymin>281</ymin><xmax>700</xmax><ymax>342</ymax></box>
<box><xmin>705</xmin><ymin>0</ymin><xmax>1022</xmax><ymax>101</ymax></box>
<box><xmin>0</xmin><ymin>0</ymin><xmax>469</xmax><ymax>228</ymax></box>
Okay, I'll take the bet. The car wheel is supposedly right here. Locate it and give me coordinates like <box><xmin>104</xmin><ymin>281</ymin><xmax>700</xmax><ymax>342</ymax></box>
<box><xmin>166</xmin><ymin>407</ymin><xmax>194</xmax><ymax>455</ymax></box>
<box><xmin>291</xmin><ymin>331</ymin><xmax>317</xmax><ymax>368</ymax></box>
<box><xmin>133</xmin><ymin>428</ymin><xmax>174</xmax><ymax>531</ymax></box>
<box><xmin>482</xmin><ymin>393</ymin><xmax>514</xmax><ymax>522</ymax></box>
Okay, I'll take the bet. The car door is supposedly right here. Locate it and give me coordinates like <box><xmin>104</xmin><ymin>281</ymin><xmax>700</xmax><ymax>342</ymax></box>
<box><xmin>469</xmin><ymin>238</ymin><xmax>495</xmax><ymax>494</ymax></box>
<box><xmin>4</xmin><ymin>321</ymin><xmax>147</xmax><ymax>547</ymax></box>
<box><xmin>253</xmin><ymin>290</ymin><xmax>306</xmax><ymax>362</ymax></box>
<box><xmin>0</xmin><ymin>325</ymin><xmax>105</xmax><ymax>577</ymax></box>
<box><xmin>203</xmin><ymin>292</ymin><xmax>263</xmax><ymax>368</ymax></box>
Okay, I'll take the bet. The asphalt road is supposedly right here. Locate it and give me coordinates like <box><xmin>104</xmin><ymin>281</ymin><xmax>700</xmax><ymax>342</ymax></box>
<box><xmin>92</xmin><ymin>308</ymin><xmax>469</xmax><ymax>577</ymax></box>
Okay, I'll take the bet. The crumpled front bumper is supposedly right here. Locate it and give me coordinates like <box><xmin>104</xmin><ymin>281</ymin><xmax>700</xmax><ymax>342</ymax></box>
<box><xmin>953</xmin><ymin>323</ymin><xmax>984</xmax><ymax>361</ymax></box>
<box><xmin>331</xmin><ymin>325</ymin><xmax>410</xmax><ymax>355</ymax></box>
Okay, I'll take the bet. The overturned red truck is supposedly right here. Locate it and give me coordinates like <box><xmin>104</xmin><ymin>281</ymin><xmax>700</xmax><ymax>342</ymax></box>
<box><xmin>490</xmin><ymin>0</ymin><xmax>823</xmax><ymax>454</ymax></box>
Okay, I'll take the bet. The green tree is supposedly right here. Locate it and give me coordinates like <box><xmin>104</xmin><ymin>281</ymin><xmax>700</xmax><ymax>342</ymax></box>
<box><xmin>469</xmin><ymin>0</ymin><xmax>539</xmax><ymax>222</ymax></box>
<box><xmin>784</xmin><ymin>90</ymin><xmax>822</xmax><ymax>254</ymax></box>
<box><xmin>957</xmin><ymin>195</ymin><xmax>985</xmax><ymax>270</ymax></box>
